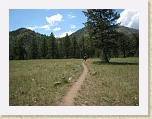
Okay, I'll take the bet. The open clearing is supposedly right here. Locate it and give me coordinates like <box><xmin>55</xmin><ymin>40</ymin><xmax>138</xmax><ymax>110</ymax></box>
<box><xmin>75</xmin><ymin>58</ymin><xmax>139</xmax><ymax>106</ymax></box>
<box><xmin>9</xmin><ymin>58</ymin><xmax>139</xmax><ymax>106</ymax></box>
<box><xmin>9</xmin><ymin>59</ymin><xmax>83</xmax><ymax>106</ymax></box>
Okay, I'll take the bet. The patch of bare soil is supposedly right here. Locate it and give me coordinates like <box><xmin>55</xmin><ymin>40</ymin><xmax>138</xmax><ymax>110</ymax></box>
<box><xmin>59</xmin><ymin>61</ymin><xmax>88</xmax><ymax>106</ymax></box>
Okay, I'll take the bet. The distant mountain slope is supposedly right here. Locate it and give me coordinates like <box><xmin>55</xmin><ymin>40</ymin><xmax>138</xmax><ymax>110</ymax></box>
<box><xmin>9</xmin><ymin>25</ymin><xmax>139</xmax><ymax>41</ymax></box>
<box><xmin>69</xmin><ymin>27</ymin><xmax>88</xmax><ymax>39</ymax></box>
<box><xmin>9</xmin><ymin>28</ymin><xmax>47</xmax><ymax>37</ymax></box>
<box><xmin>9</xmin><ymin>28</ymin><xmax>49</xmax><ymax>50</ymax></box>
<box><xmin>116</xmin><ymin>26</ymin><xmax>138</xmax><ymax>35</ymax></box>
<box><xmin>68</xmin><ymin>25</ymin><xmax>139</xmax><ymax>40</ymax></box>
<box><xmin>9</xmin><ymin>28</ymin><xmax>36</xmax><ymax>37</ymax></box>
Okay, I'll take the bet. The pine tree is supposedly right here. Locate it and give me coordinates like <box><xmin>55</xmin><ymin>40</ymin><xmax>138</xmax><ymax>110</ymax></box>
<box><xmin>130</xmin><ymin>33</ymin><xmax>139</xmax><ymax>57</ymax></box>
<box><xmin>117</xmin><ymin>32</ymin><xmax>129</xmax><ymax>58</ymax></box>
<box><xmin>83</xmin><ymin>9</ymin><xmax>120</xmax><ymax>62</ymax></box>
<box><xmin>47</xmin><ymin>34</ymin><xmax>52</xmax><ymax>59</ymax></box>
<box><xmin>11</xmin><ymin>35</ymin><xmax>26</xmax><ymax>60</ymax></box>
<box><xmin>58</xmin><ymin>40</ymin><xmax>64</xmax><ymax>58</ymax></box>
<box><xmin>80</xmin><ymin>35</ymin><xmax>85</xmax><ymax>58</ymax></box>
<box><xmin>63</xmin><ymin>33</ymin><xmax>71</xmax><ymax>59</ymax></box>
<box><xmin>29</xmin><ymin>37</ymin><xmax>38</xmax><ymax>59</ymax></box>
<box><xmin>71</xmin><ymin>35</ymin><xmax>77</xmax><ymax>58</ymax></box>
<box><xmin>40</xmin><ymin>38</ymin><xmax>47</xmax><ymax>59</ymax></box>
<box><xmin>54</xmin><ymin>40</ymin><xmax>59</xmax><ymax>59</ymax></box>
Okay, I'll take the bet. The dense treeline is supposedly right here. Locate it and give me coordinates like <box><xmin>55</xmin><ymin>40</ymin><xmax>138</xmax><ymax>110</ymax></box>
<box><xmin>9</xmin><ymin>28</ymin><xmax>139</xmax><ymax>60</ymax></box>
<box><xmin>9</xmin><ymin>10</ymin><xmax>139</xmax><ymax>61</ymax></box>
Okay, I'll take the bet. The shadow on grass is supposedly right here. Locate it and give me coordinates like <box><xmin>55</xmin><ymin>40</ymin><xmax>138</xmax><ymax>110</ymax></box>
<box><xmin>93</xmin><ymin>61</ymin><xmax>139</xmax><ymax>65</ymax></box>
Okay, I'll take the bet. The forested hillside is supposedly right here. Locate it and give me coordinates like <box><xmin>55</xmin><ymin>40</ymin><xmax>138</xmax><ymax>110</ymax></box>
<box><xmin>9</xmin><ymin>25</ymin><xmax>139</xmax><ymax>60</ymax></box>
<box><xmin>58</xmin><ymin>25</ymin><xmax>138</xmax><ymax>41</ymax></box>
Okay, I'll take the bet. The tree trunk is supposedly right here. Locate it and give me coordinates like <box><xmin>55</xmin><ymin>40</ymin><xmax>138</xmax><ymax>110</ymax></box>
<box><xmin>103</xmin><ymin>49</ymin><xmax>109</xmax><ymax>63</ymax></box>
<box><xmin>123</xmin><ymin>48</ymin><xmax>126</xmax><ymax>58</ymax></box>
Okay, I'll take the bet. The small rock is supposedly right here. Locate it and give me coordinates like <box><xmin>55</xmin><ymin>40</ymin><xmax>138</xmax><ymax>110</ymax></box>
<box><xmin>37</xmin><ymin>88</ymin><xmax>41</xmax><ymax>91</ymax></box>
<box><xmin>41</xmin><ymin>87</ymin><xmax>46</xmax><ymax>90</ymax></box>
<box><xmin>15</xmin><ymin>90</ymin><xmax>18</xmax><ymax>94</ymax></box>
<box><xmin>103</xmin><ymin>97</ymin><xmax>107</xmax><ymax>101</ymax></box>
<box><xmin>68</xmin><ymin>77</ymin><xmax>72</xmax><ymax>81</ymax></box>
<box><xmin>85</xmin><ymin>101</ymin><xmax>88</xmax><ymax>105</ymax></box>
<box><xmin>92</xmin><ymin>71</ymin><xmax>97</xmax><ymax>75</ymax></box>
<box><xmin>134</xmin><ymin>96</ymin><xmax>137</xmax><ymax>100</ymax></box>
<box><xmin>82</xmin><ymin>104</ymin><xmax>85</xmax><ymax>106</ymax></box>
<box><xmin>61</xmin><ymin>77</ymin><xmax>66</xmax><ymax>79</ymax></box>
<box><xmin>32</xmin><ymin>97</ymin><xmax>37</xmax><ymax>100</ymax></box>
<box><xmin>32</xmin><ymin>79</ymin><xmax>34</xmax><ymax>81</ymax></box>
<box><xmin>54</xmin><ymin>82</ymin><xmax>61</xmax><ymax>86</ymax></box>
<box><xmin>14</xmin><ymin>90</ymin><xmax>18</xmax><ymax>96</ymax></box>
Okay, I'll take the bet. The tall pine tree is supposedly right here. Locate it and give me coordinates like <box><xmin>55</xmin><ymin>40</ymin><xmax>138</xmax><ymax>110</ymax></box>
<box><xmin>40</xmin><ymin>38</ymin><xmax>47</xmax><ymax>59</ymax></box>
<box><xmin>63</xmin><ymin>33</ymin><xmax>71</xmax><ymax>59</ymax></box>
<box><xmin>83</xmin><ymin>9</ymin><xmax>120</xmax><ymax>62</ymax></box>
<box><xmin>29</xmin><ymin>37</ymin><xmax>38</xmax><ymax>59</ymax></box>
<box><xmin>71</xmin><ymin>35</ymin><xmax>77</xmax><ymax>58</ymax></box>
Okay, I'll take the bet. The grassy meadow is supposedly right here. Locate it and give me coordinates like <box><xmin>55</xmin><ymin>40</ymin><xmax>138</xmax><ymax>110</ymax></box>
<box><xmin>75</xmin><ymin>57</ymin><xmax>139</xmax><ymax>106</ymax></box>
<box><xmin>9</xmin><ymin>57</ymin><xmax>139</xmax><ymax>106</ymax></box>
<box><xmin>9</xmin><ymin>59</ymin><xmax>83</xmax><ymax>106</ymax></box>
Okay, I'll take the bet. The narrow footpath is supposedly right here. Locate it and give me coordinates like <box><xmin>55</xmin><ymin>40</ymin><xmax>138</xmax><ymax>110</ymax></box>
<box><xmin>59</xmin><ymin>62</ymin><xmax>88</xmax><ymax>106</ymax></box>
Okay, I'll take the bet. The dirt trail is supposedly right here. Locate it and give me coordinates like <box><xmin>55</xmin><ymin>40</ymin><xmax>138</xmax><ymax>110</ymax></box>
<box><xmin>59</xmin><ymin>61</ymin><xmax>88</xmax><ymax>106</ymax></box>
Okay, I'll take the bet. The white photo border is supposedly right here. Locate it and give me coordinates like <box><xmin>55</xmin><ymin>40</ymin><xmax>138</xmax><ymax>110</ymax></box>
<box><xmin>0</xmin><ymin>0</ymin><xmax>148</xmax><ymax>115</ymax></box>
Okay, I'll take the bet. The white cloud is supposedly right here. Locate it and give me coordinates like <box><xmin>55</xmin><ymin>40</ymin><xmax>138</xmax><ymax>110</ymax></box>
<box><xmin>54</xmin><ymin>34</ymin><xmax>58</xmax><ymax>38</ymax></box>
<box><xmin>46</xmin><ymin>13</ymin><xmax>63</xmax><ymax>25</ymax></box>
<box><xmin>117</xmin><ymin>9</ymin><xmax>139</xmax><ymax>29</ymax></box>
<box><xmin>26</xmin><ymin>14</ymin><xmax>63</xmax><ymax>31</ymax></box>
<box><xmin>70</xmin><ymin>24</ymin><xmax>76</xmax><ymax>28</ymax></box>
<box><xmin>26</xmin><ymin>26</ymin><xmax>36</xmax><ymax>30</ymax></box>
<box><xmin>40</xmin><ymin>25</ymin><xmax>51</xmax><ymax>30</ymax></box>
<box><xmin>68</xmin><ymin>12</ymin><xmax>76</xmax><ymax>18</ymax></box>
<box><xmin>26</xmin><ymin>25</ymin><xmax>51</xmax><ymax>30</ymax></box>
<box><xmin>58</xmin><ymin>30</ymin><xmax>73</xmax><ymax>38</ymax></box>
<box><xmin>53</xmin><ymin>27</ymin><xmax>61</xmax><ymax>31</ymax></box>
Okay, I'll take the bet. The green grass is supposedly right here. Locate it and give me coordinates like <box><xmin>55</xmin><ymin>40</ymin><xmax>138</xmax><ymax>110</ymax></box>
<box><xmin>75</xmin><ymin>57</ymin><xmax>139</xmax><ymax>106</ymax></box>
<box><xmin>9</xmin><ymin>58</ymin><xmax>139</xmax><ymax>106</ymax></box>
<box><xmin>9</xmin><ymin>59</ymin><xmax>83</xmax><ymax>106</ymax></box>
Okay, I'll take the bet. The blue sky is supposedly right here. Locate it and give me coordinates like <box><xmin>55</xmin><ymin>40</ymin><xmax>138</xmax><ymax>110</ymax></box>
<box><xmin>9</xmin><ymin>9</ymin><xmax>139</xmax><ymax>38</ymax></box>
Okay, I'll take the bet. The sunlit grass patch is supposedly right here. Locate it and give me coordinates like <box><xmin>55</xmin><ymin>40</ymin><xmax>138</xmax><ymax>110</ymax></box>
<box><xmin>75</xmin><ymin>57</ymin><xmax>139</xmax><ymax>106</ymax></box>
<box><xmin>9</xmin><ymin>59</ymin><xmax>83</xmax><ymax>106</ymax></box>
